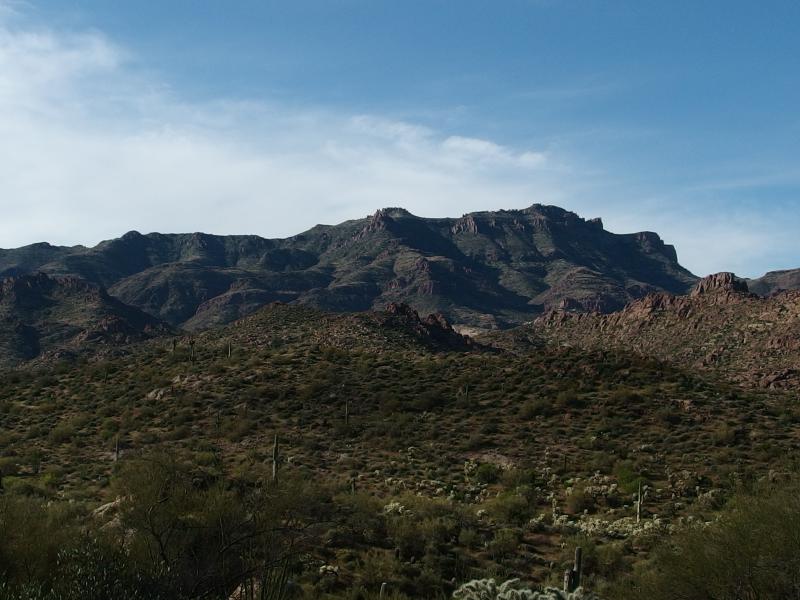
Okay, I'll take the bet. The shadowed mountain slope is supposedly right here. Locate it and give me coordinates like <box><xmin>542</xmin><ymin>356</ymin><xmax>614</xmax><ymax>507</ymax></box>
<box><xmin>0</xmin><ymin>205</ymin><xmax>697</xmax><ymax>330</ymax></box>
<box><xmin>747</xmin><ymin>268</ymin><xmax>800</xmax><ymax>296</ymax></box>
<box><xmin>0</xmin><ymin>273</ymin><xmax>171</xmax><ymax>367</ymax></box>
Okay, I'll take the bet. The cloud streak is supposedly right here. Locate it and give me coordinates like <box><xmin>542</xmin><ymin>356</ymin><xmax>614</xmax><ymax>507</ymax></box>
<box><xmin>0</xmin><ymin>7</ymin><xmax>796</xmax><ymax>279</ymax></box>
<box><xmin>0</xmin><ymin>15</ymin><xmax>566</xmax><ymax>252</ymax></box>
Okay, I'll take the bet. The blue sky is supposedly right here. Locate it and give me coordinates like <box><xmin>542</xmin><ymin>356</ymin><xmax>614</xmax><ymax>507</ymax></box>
<box><xmin>1</xmin><ymin>0</ymin><xmax>798</xmax><ymax>276</ymax></box>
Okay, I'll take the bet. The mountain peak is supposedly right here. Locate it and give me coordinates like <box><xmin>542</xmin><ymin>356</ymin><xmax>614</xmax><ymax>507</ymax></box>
<box><xmin>691</xmin><ymin>272</ymin><xmax>750</xmax><ymax>297</ymax></box>
<box><xmin>376</xmin><ymin>207</ymin><xmax>415</xmax><ymax>218</ymax></box>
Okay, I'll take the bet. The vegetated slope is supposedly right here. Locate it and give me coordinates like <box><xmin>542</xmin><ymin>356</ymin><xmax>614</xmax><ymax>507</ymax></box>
<box><xmin>218</xmin><ymin>301</ymin><xmax>481</xmax><ymax>354</ymax></box>
<box><xmin>0</xmin><ymin>205</ymin><xmax>697</xmax><ymax>330</ymax></box>
<box><xmin>1</xmin><ymin>302</ymin><xmax>798</xmax><ymax>594</ymax></box>
<box><xmin>747</xmin><ymin>268</ymin><xmax>800</xmax><ymax>296</ymax></box>
<box><xmin>0</xmin><ymin>272</ymin><xmax>170</xmax><ymax>368</ymax></box>
<box><xmin>530</xmin><ymin>272</ymin><xmax>800</xmax><ymax>389</ymax></box>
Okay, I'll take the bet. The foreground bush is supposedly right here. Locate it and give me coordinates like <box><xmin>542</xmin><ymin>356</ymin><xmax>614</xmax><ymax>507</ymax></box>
<box><xmin>613</xmin><ymin>478</ymin><xmax>800</xmax><ymax>599</ymax></box>
<box><xmin>0</xmin><ymin>452</ymin><xmax>326</xmax><ymax>600</ymax></box>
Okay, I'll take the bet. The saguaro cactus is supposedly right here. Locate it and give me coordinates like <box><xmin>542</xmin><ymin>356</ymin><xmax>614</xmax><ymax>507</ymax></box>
<box><xmin>564</xmin><ymin>547</ymin><xmax>583</xmax><ymax>592</ymax></box>
<box><xmin>636</xmin><ymin>480</ymin><xmax>642</xmax><ymax>524</ymax></box>
<box><xmin>272</xmin><ymin>434</ymin><xmax>279</xmax><ymax>483</ymax></box>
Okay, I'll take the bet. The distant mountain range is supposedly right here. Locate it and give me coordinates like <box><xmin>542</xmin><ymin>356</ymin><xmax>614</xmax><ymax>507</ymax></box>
<box><xmin>0</xmin><ymin>204</ymin><xmax>699</xmax><ymax>329</ymax></box>
<box><xmin>0</xmin><ymin>204</ymin><xmax>797</xmax><ymax>367</ymax></box>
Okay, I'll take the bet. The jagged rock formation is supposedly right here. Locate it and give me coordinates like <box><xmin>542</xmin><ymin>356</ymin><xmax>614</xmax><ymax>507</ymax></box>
<box><xmin>530</xmin><ymin>273</ymin><xmax>800</xmax><ymax>389</ymax></box>
<box><xmin>0</xmin><ymin>205</ymin><xmax>697</xmax><ymax>330</ymax></box>
<box><xmin>0</xmin><ymin>272</ymin><xmax>170</xmax><ymax>367</ymax></box>
<box><xmin>381</xmin><ymin>302</ymin><xmax>479</xmax><ymax>350</ymax></box>
<box><xmin>690</xmin><ymin>271</ymin><xmax>751</xmax><ymax>297</ymax></box>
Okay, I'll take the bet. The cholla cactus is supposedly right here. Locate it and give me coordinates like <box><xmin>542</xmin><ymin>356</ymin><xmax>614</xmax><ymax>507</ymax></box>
<box><xmin>383</xmin><ymin>501</ymin><xmax>411</xmax><ymax>515</ymax></box>
<box><xmin>452</xmin><ymin>579</ymin><xmax>598</xmax><ymax>600</ymax></box>
<box><xmin>453</xmin><ymin>579</ymin><xmax>532</xmax><ymax>600</ymax></box>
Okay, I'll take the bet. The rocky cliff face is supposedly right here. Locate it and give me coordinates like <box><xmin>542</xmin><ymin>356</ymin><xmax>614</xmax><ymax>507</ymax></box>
<box><xmin>0</xmin><ymin>273</ymin><xmax>170</xmax><ymax>367</ymax></box>
<box><xmin>0</xmin><ymin>205</ymin><xmax>698</xmax><ymax>331</ymax></box>
<box><xmin>530</xmin><ymin>273</ymin><xmax>800</xmax><ymax>389</ymax></box>
<box><xmin>690</xmin><ymin>272</ymin><xmax>752</xmax><ymax>297</ymax></box>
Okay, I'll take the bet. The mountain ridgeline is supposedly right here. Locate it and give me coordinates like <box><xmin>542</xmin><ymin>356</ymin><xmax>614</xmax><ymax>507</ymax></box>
<box><xmin>0</xmin><ymin>205</ymin><xmax>698</xmax><ymax>332</ymax></box>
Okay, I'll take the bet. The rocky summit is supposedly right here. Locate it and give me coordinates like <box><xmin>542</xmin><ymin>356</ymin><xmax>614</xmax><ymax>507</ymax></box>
<box><xmin>0</xmin><ymin>204</ymin><xmax>697</xmax><ymax>331</ymax></box>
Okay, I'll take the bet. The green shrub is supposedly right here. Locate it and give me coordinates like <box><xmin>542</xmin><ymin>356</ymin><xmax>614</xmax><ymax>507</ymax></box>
<box><xmin>613</xmin><ymin>478</ymin><xmax>800</xmax><ymax>600</ymax></box>
<box><xmin>556</xmin><ymin>391</ymin><xmax>586</xmax><ymax>410</ymax></box>
<box><xmin>612</xmin><ymin>461</ymin><xmax>647</xmax><ymax>495</ymax></box>
<box><xmin>484</xmin><ymin>491</ymin><xmax>537</xmax><ymax>525</ymax></box>
<box><xmin>519</xmin><ymin>397</ymin><xmax>554</xmax><ymax>419</ymax></box>
<box><xmin>474</xmin><ymin>463</ymin><xmax>501</xmax><ymax>484</ymax></box>
<box><xmin>564</xmin><ymin>485</ymin><xmax>593</xmax><ymax>515</ymax></box>
<box><xmin>488</xmin><ymin>528</ymin><xmax>520</xmax><ymax>560</ymax></box>
<box><xmin>47</xmin><ymin>423</ymin><xmax>76</xmax><ymax>444</ymax></box>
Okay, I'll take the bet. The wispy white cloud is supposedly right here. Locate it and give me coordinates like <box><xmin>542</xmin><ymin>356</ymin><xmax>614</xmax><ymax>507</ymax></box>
<box><xmin>0</xmin><ymin>7</ymin><xmax>795</xmax><ymax>280</ymax></box>
<box><xmin>441</xmin><ymin>136</ymin><xmax>547</xmax><ymax>168</ymax></box>
<box><xmin>0</xmin><ymin>15</ymin><xmax>566</xmax><ymax>250</ymax></box>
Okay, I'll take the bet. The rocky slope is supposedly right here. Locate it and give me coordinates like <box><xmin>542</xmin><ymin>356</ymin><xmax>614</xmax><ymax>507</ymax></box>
<box><xmin>0</xmin><ymin>273</ymin><xmax>170</xmax><ymax>367</ymax></box>
<box><xmin>529</xmin><ymin>272</ymin><xmax>800</xmax><ymax>389</ymax></box>
<box><xmin>747</xmin><ymin>268</ymin><xmax>800</xmax><ymax>296</ymax></box>
<box><xmin>0</xmin><ymin>205</ymin><xmax>697</xmax><ymax>330</ymax></box>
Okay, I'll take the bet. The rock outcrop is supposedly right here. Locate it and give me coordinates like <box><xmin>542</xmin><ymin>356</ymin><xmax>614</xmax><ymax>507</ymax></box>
<box><xmin>383</xmin><ymin>302</ymin><xmax>477</xmax><ymax>350</ymax></box>
<box><xmin>530</xmin><ymin>273</ymin><xmax>800</xmax><ymax>389</ymax></box>
<box><xmin>690</xmin><ymin>272</ymin><xmax>751</xmax><ymax>297</ymax></box>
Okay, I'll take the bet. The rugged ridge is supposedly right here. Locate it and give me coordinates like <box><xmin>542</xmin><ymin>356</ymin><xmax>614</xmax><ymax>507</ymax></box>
<box><xmin>747</xmin><ymin>268</ymin><xmax>800</xmax><ymax>297</ymax></box>
<box><xmin>530</xmin><ymin>273</ymin><xmax>800</xmax><ymax>389</ymax></box>
<box><xmin>0</xmin><ymin>272</ymin><xmax>171</xmax><ymax>367</ymax></box>
<box><xmin>0</xmin><ymin>205</ymin><xmax>698</xmax><ymax>330</ymax></box>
